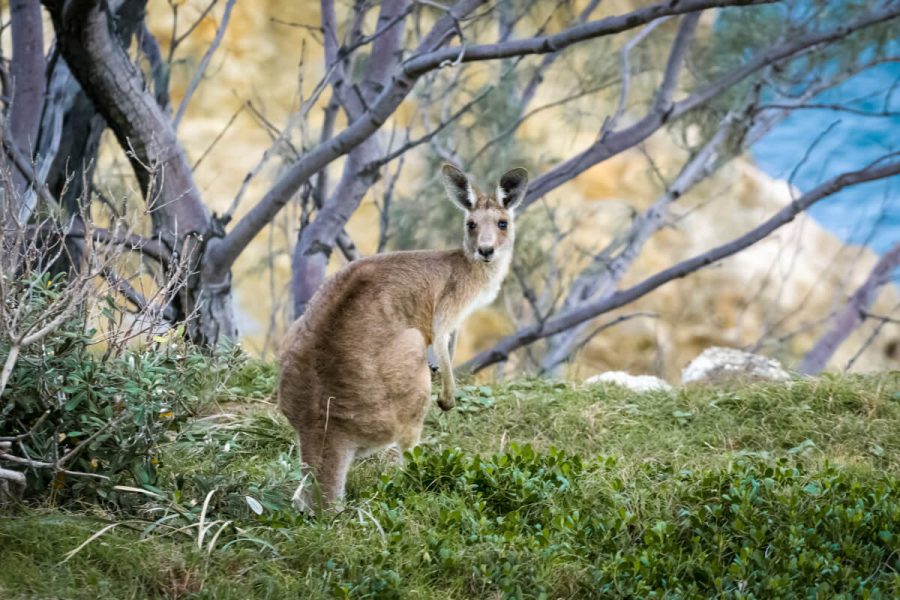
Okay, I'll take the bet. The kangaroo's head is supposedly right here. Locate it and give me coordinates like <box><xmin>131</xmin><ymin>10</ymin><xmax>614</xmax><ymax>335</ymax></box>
<box><xmin>440</xmin><ymin>164</ymin><xmax>529</xmax><ymax>265</ymax></box>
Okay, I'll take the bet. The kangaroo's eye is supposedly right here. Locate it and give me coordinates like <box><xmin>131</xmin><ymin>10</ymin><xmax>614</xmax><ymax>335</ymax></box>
<box><xmin>498</xmin><ymin>220</ymin><xmax>508</xmax><ymax>230</ymax></box>
<box><xmin>467</xmin><ymin>221</ymin><xmax>477</xmax><ymax>230</ymax></box>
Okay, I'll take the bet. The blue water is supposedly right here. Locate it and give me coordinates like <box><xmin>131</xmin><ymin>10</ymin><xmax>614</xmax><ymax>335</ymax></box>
<box><xmin>751</xmin><ymin>63</ymin><xmax>900</xmax><ymax>261</ymax></box>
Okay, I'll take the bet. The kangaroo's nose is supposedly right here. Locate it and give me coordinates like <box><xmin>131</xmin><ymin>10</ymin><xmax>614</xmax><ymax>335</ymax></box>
<box><xmin>478</xmin><ymin>247</ymin><xmax>494</xmax><ymax>259</ymax></box>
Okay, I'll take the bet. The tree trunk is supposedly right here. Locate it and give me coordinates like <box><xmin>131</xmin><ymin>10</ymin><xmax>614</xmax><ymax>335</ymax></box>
<box><xmin>46</xmin><ymin>0</ymin><xmax>236</xmax><ymax>345</ymax></box>
<box><xmin>4</xmin><ymin>0</ymin><xmax>46</xmax><ymax>226</ymax></box>
<box><xmin>8</xmin><ymin>0</ymin><xmax>45</xmax><ymax>160</ymax></box>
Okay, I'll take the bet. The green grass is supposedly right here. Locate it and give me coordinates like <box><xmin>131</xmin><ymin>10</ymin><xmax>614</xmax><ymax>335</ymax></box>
<box><xmin>2</xmin><ymin>370</ymin><xmax>899</xmax><ymax>599</ymax></box>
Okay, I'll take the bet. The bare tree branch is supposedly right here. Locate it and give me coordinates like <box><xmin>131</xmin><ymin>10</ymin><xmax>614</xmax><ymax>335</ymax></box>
<box><xmin>800</xmin><ymin>240</ymin><xmax>900</xmax><ymax>374</ymax></box>
<box><xmin>541</xmin><ymin>311</ymin><xmax>660</xmax><ymax>373</ymax></box>
<box><xmin>602</xmin><ymin>16</ymin><xmax>673</xmax><ymax>138</ymax></box>
<box><xmin>168</xmin><ymin>0</ymin><xmax>219</xmax><ymax>63</ymax></box>
<box><xmin>173</xmin><ymin>0</ymin><xmax>236</xmax><ymax>130</ymax></box>
<box><xmin>290</xmin><ymin>0</ymin><xmax>428</xmax><ymax>316</ymax></box>
<box><xmin>518</xmin><ymin>0</ymin><xmax>603</xmax><ymax>110</ymax></box>
<box><xmin>521</xmin><ymin>3</ymin><xmax>900</xmax><ymax>210</ymax></box>
<box><xmin>403</xmin><ymin>0</ymin><xmax>773</xmax><ymax>73</ymax></box>
<box><xmin>653</xmin><ymin>12</ymin><xmax>700</xmax><ymax>114</ymax></box>
<box><xmin>540</xmin><ymin>114</ymin><xmax>735</xmax><ymax>370</ymax></box>
<box><xmin>2</xmin><ymin>132</ymin><xmax>63</xmax><ymax>214</ymax></box>
<box><xmin>139</xmin><ymin>21</ymin><xmax>171</xmax><ymax>112</ymax></box>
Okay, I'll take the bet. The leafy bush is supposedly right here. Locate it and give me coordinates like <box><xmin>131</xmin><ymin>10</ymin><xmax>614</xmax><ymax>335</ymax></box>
<box><xmin>0</xmin><ymin>323</ymin><xmax>254</xmax><ymax>504</ymax></box>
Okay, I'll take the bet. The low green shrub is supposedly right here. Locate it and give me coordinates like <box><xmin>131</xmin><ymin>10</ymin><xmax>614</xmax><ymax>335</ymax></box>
<box><xmin>324</xmin><ymin>447</ymin><xmax>900</xmax><ymax>598</ymax></box>
<box><xmin>0</xmin><ymin>324</ymin><xmax>257</xmax><ymax>505</ymax></box>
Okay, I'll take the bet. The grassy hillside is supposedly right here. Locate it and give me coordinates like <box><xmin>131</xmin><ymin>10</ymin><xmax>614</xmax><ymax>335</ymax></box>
<box><xmin>2</xmin><ymin>368</ymin><xmax>899</xmax><ymax>598</ymax></box>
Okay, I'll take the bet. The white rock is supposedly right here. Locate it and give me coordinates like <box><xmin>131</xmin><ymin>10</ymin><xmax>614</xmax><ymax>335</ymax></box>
<box><xmin>584</xmin><ymin>371</ymin><xmax>673</xmax><ymax>393</ymax></box>
<box><xmin>681</xmin><ymin>347</ymin><xmax>790</xmax><ymax>384</ymax></box>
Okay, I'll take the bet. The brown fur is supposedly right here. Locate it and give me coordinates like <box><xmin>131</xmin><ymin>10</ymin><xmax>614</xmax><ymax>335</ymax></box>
<box><xmin>278</xmin><ymin>164</ymin><xmax>528</xmax><ymax>510</ymax></box>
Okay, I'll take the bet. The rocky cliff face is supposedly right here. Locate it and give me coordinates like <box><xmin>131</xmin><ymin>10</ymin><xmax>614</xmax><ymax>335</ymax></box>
<box><xmin>134</xmin><ymin>0</ymin><xmax>897</xmax><ymax>377</ymax></box>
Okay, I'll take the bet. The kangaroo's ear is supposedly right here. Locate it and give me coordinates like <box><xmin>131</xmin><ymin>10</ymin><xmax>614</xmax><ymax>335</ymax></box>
<box><xmin>497</xmin><ymin>167</ymin><xmax>529</xmax><ymax>211</ymax></box>
<box><xmin>440</xmin><ymin>163</ymin><xmax>474</xmax><ymax>211</ymax></box>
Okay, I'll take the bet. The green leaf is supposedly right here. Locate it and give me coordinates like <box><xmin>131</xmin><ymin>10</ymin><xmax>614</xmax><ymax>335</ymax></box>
<box><xmin>802</xmin><ymin>482</ymin><xmax>822</xmax><ymax>496</ymax></box>
<box><xmin>788</xmin><ymin>439</ymin><xmax>818</xmax><ymax>455</ymax></box>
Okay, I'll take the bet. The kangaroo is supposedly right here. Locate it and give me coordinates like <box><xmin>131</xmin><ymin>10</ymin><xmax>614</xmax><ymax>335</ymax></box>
<box><xmin>278</xmin><ymin>164</ymin><xmax>529</xmax><ymax>510</ymax></box>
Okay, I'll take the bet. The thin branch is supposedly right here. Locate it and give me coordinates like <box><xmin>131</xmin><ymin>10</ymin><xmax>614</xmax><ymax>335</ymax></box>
<box><xmin>0</xmin><ymin>410</ymin><xmax>50</xmax><ymax>442</ymax></box>
<box><xmin>470</xmin><ymin>79</ymin><xmax>619</xmax><ymax>164</ymax></box>
<box><xmin>844</xmin><ymin>306</ymin><xmax>900</xmax><ymax>372</ymax></box>
<box><xmin>0</xmin><ymin>452</ymin><xmax>110</xmax><ymax>480</ymax></box>
<box><xmin>518</xmin><ymin>0</ymin><xmax>603</xmax><ymax>109</ymax></box>
<box><xmin>403</xmin><ymin>0</ymin><xmax>772</xmax><ymax>74</ymax></box>
<box><xmin>58</xmin><ymin>412</ymin><xmax>130</xmax><ymax>467</ymax></box>
<box><xmin>651</xmin><ymin>12</ymin><xmax>700</xmax><ymax>115</ymax></box>
<box><xmin>800</xmin><ymin>239</ymin><xmax>900</xmax><ymax>374</ymax></box>
<box><xmin>170</xmin><ymin>0</ymin><xmax>219</xmax><ymax>61</ymax></box>
<box><xmin>192</xmin><ymin>101</ymin><xmax>245</xmax><ymax>171</ymax></box>
<box><xmin>59</xmin><ymin>224</ymin><xmax>172</xmax><ymax>264</ymax></box>
<box><xmin>862</xmin><ymin>311</ymin><xmax>900</xmax><ymax>326</ymax></box>
<box><xmin>541</xmin><ymin>312</ymin><xmax>659</xmax><ymax>373</ymax></box>
<box><xmin>173</xmin><ymin>0</ymin><xmax>237</xmax><ymax>130</ymax></box>
<box><xmin>102</xmin><ymin>267</ymin><xmax>150</xmax><ymax>313</ymax></box>
<box><xmin>1</xmin><ymin>133</ymin><xmax>62</xmax><ymax>213</ymax></box>
<box><xmin>602</xmin><ymin>16</ymin><xmax>673</xmax><ymax>138</ymax></box>
<box><xmin>521</xmin><ymin>3</ymin><xmax>900</xmax><ymax>210</ymax></box>
<box><xmin>376</xmin><ymin>154</ymin><xmax>405</xmax><ymax>253</ymax></box>
<box><xmin>365</xmin><ymin>85</ymin><xmax>493</xmax><ymax>172</ymax></box>
<box><xmin>758</xmin><ymin>102</ymin><xmax>900</xmax><ymax>118</ymax></box>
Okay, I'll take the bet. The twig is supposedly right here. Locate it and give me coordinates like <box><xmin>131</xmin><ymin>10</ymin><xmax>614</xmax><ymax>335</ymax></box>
<box><xmin>801</xmin><ymin>240</ymin><xmax>900</xmax><ymax>373</ymax></box>
<box><xmin>0</xmin><ymin>410</ymin><xmax>50</xmax><ymax>442</ymax></box>
<box><xmin>0</xmin><ymin>453</ymin><xmax>111</xmax><ymax>480</ymax></box>
<box><xmin>861</xmin><ymin>311</ymin><xmax>900</xmax><ymax>326</ymax></box>
<box><xmin>169</xmin><ymin>0</ymin><xmax>220</xmax><ymax>63</ymax></box>
<box><xmin>365</xmin><ymin>85</ymin><xmax>493</xmax><ymax>173</ymax></box>
<box><xmin>173</xmin><ymin>0</ymin><xmax>237</xmax><ymax>130</ymax></box>
<box><xmin>1</xmin><ymin>133</ymin><xmax>61</xmax><ymax>213</ymax></box>
<box><xmin>192</xmin><ymin>102</ymin><xmax>246</xmax><ymax>171</ymax></box>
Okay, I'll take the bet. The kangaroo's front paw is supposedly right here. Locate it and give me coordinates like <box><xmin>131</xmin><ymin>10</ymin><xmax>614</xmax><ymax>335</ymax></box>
<box><xmin>438</xmin><ymin>390</ymin><xmax>455</xmax><ymax>411</ymax></box>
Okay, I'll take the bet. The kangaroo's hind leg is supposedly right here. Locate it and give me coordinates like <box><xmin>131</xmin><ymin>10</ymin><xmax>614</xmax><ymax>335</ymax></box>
<box><xmin>292</xmin><ymin>425</ymin><xmax>324</xmax><ymax>512</ymax></box>
<box><xmin>315</xmin><ymin>431</ymin><xmax>357</xmax><ymax>508</ymax></box>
